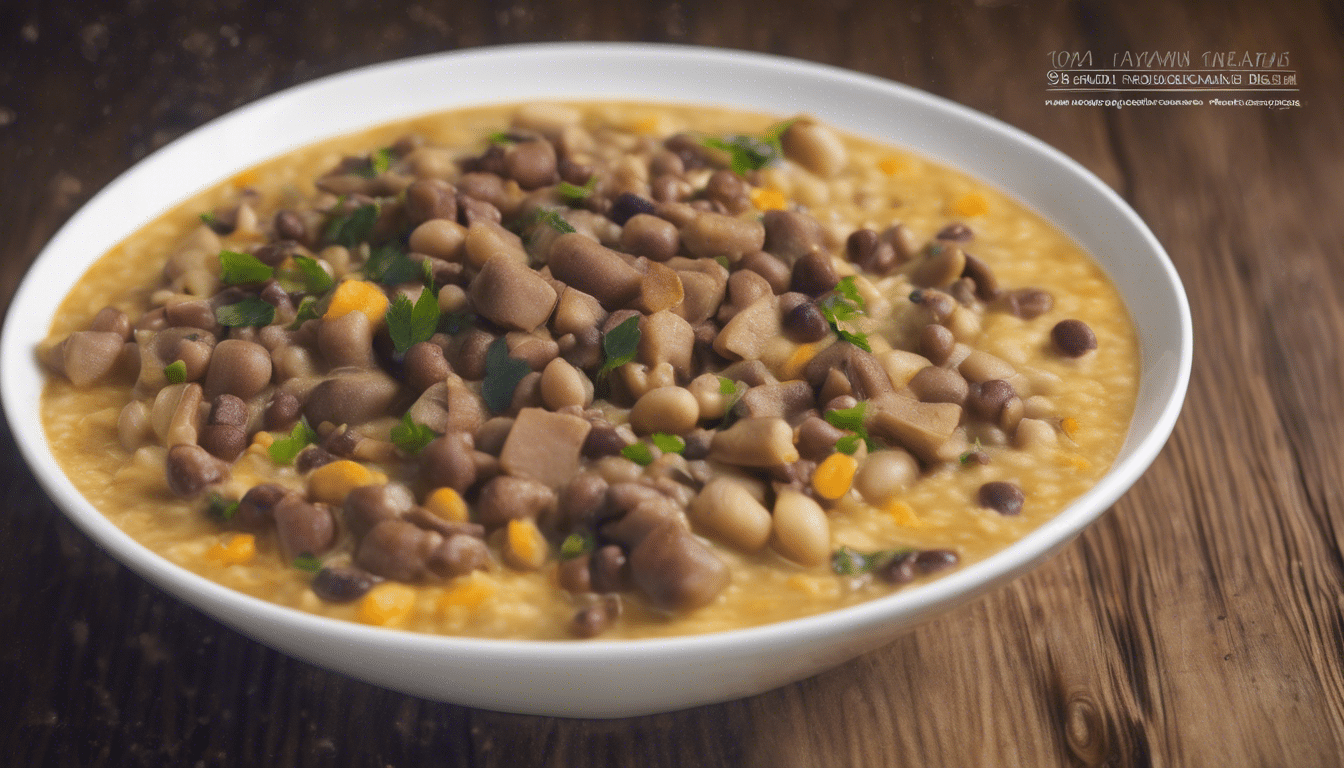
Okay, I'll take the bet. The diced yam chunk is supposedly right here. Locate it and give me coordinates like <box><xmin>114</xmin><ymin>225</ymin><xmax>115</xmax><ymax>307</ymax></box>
<box><xmin>468</xmin><ymin>256</ymin><xmax>558</xmax><ymax>332</ymax></box>
<box><xmin>713</xmin><ymin>296</ymin><xmax>780</xmax><ymax>361</ymax></box>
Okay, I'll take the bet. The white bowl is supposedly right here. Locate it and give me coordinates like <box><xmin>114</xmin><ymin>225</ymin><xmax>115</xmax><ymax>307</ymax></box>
<box><xmin>1</xmin><ymin>43</ymin><xmax>1191</xmax><ymax>718</ymax></box>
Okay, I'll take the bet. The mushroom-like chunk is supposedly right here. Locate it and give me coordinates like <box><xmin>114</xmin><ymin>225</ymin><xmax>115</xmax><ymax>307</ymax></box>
<box><xmin>467</xmin><ymin>255</ymin><xmax>558</xmax><ymax>332</ymax></box>
<box><xmin>736</xmin><ymin>381</ymin><xmax>815</xmax><ymax>421</ymax></box>
<box><xmin>407</xmin><ymin>377</ymin><xmax>487</xmax><ymax>435</ymax></box>
<box><xmin>343</xmin><ymin>482</ymin><xmax>416</xmax><ymax>538</ymax></box>
<box><xmin>679</xmin><ymin>211</ymin><xmax>765</xmax><ymax>263</ymax></box>
<box><xmin>866</xmin><ymin>393</ymin><xmax>963</xmax><ymax>464</ymax></box>
<box><xmin>165</xmin><ymin>444</ymin><xmax>229</xmax><ymax>497</ymax></box>
<box><xmin>273</xmin><ymin>494</ymin><xmax>337</xmax><ymax>560</ymax></box>
<box><xmin>475</xmin><ymin>475</ymin><xmax>557</xmax><ymax>530</ymax></box>
<box><xmin>709</xmin><ymin>417</ymin><xmax>800</xmax><ymax>467</ymax></box>
<box><xmin>204</xmin><ymin>339</ymin><xmax>273</xmax><ymax>400</ymax></box>
<box><xmin>762</xmin><ymin>210</ymin><xmax>826</xmax><ymax>264</ymax></box>
<box><xmin>499</xmin><ymin>407</ymin><xmax>592</xmax><ymax>488</ymax></box>
<box><xmin>629</xmin><ymin>522</ymin><xmax>730</xmax><ymax>611</ymax></box>
<box><xmin>712</xmin><ymin>295</ymin><xmax>780</xmax><ymax>362</ymax></box>
<box><xmin>44</xmin><ymin>331</ymin><xmax>126</xmax><ymax>387</ymax></box>
<box><xmin>318</xmin><ymin>310</ymin><xmax>376</xmax><ymax>369</ymax></box>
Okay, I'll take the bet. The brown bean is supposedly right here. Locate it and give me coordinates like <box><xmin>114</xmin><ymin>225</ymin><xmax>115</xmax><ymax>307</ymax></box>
<box><xmin>557</xmin><ymin>554</ymin><xmax>593</xmax><ymax>593</ymax></box>
<box><xmin>234</xmin><ymin>483</ymin><xmax>288</xmax><ymax>531</ymax></box>
<box><xmin>420</xmin><ymin>432</ymin><xmax>478</xmax><ymax>493</ymax></box>
<box><xmin>1051</xmin><ymin>319</ymin><xmax>1098</xmax><ymax>357</ymax></box>
<box><xmin>847</xmin><ymin>229</ymin><xmax>898</xmax><ymax>275</ymax></box>
<box><xmin>209</xmin><ymin>394</ymin><xmax>248</xmax><ymax>426</ymax></box>
<box><xmin>356</xmin><ymin>519</ymin><xmax>439</xmax><ymax>581</ymax></box>
<box><xmin>199</xmin><ymin>425</ymin><xmax>247</xmax><ymax>462</ymax></box>
<box><xmin>907</xmin><ymin>366</ymin><xmax>968</xmax><ymax>405</ymax></box>
<box><xmin>762</xmin><ymin>210</ymin><xmax>825</xmax><ymax>263</ymax></box>
<box><xmin>273</xmin><ymin>495</ymin><xmax>337</xmax><ymax>560</ymax></box>
<box><xmin>919</xmin><ymin>324</ymin><xmax>955</xmax><ymax>365</ymax></box>
<box><xmin>607</xmin><ymin>192</ymin><xmax>657</xmax><ymax>225</ymax></box>
<box><xmin>590</xmin><ymin>545</ymin><xmax>630</xmax><ymax>593</ymax></box>
<box><xmin>264</xmin><ymin>391</ymin><xmax>301</xmax><ymax>431</ymax></box>
<box><xmin>790</xmin><ymin>251</ymin><xmax>840</xmax><ymax>296</ymax></box>
<box><xmin>274</xmin><ymin>210</ymin><xmax>308</xmax><ymax>242</ymax></box>
<box><xmin>475</xmin><ymin>475</ymin><xmax>556</xmax><ymax>530</ymax></box>
<box><xmin>680</xmin><ymin>211</ymin><xmax>765</xmax><ymax>262</ymax></box>
<box><xmin>90</xmin><ymin>307</ymin><xmax>132</xmax><ymax>340</ymax></box>
<box><xmin>936</xmin><ymin>222</ymin><xmax>974</xmax><ymax>242</ymax></box>
<box><xmin>961</xmin><ymin>253</ymin><xmax>1001</xmax><ymax>300</ymax></box>
<box><xmin>343</xmin><ymin>482</ymin><xmax>416</xmax><ymax>539</ymax></box>
<box><xmin>1002</xmin><ymin>288</ymin><xmax>1054</xmax><ymax>319</ymax></box>
<box><xmin>558</xmin><ymin>472</ymin><xmax>610</xmax><ymax>531</ymax></box>
<box><xmin>404</xmin><ymin>341</ymin><xmax>450</xmax><ymax>393</ymax></box>
<box><xmin>978</xmin><ymin>481</ymin><xmax>1025</xmax><ymax>515</ymax></box>
<box><xmin>504</xmin><ymin>139</ymin><xmax>558</xmax><ymax>189</ymax></box>
<box><xmin>738</xmin><ymin>250</ymin><xmax>792</xmax><ymax>294</ymax></box>
<box><xmin>311</xmin><ymin>566</ymin><xmax>376</xmax><ymax>602</ymax></box>
<box><xmin>406</xmin><ymin>179</ymin><xmax>459</xmax><ymax>226</ymax></box>
<box><xmin>166</xmin><ymin>444</ymin><xmax>229</xmax><ymax>497</ymax></box>
<box><xmin>966</xmin><ymin>379</ymin><xmax>1016</xmax><ymax>421</ymax></box>
<box><xmin>428</xmin><ymin>533</ymin><xmax>491</xmax><ymax>578</ymax></box>
<box><xmin>204</xmin><ymin>339</ymin><xmax>272</xmax><ymax>400</ymax></box>
<box><xmin>781</xmin><ymin>301</ymin><xmax>829</xmax><ymax>343</ymax></box>
<box><xmin>629</xmin><ymin>522</ymin><xmax>730</xmax><ymax>611</ymax></box>
<box><xmin>619</xmin><ymin>214</ymin><xmax>680</xmax><ymax>261</ymax></box>
<box><xmin>295</xmin><ymin>445</ymin><xmax>337</xmax><ymax>473</ymax></box>
<box><xmin>303</xmin><ymin>370</ymin><xmax>400</xmax><ymax>427</ymax></box>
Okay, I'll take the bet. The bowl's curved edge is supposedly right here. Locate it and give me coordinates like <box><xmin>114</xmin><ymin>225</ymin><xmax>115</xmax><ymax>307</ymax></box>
<box><xmin>0</xmin><ymin>42</ymin><xmax>1192</xmax><ymax>718</ymax></box>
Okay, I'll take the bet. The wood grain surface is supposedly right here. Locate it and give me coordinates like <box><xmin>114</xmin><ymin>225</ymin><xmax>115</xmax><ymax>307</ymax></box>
<box><xmin>2</xmin><ymin>0</ymin><xmax>1341</xmax><ymax>765</ymax></box>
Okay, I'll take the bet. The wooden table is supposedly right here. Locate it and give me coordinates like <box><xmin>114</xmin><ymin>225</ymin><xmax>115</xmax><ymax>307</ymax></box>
<box><xmin>3</xmin><ymin>1</ymin><xmax>1340</xmax><ymax>764</ymax></box>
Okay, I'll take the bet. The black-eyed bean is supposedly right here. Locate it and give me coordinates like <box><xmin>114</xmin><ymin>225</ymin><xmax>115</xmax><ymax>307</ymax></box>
<box><xmin>978</xmin><ymin>481</ymin><xmax>1025</xmax><ymax>515</ymax></box>
<box><xmin>607</xmin><ymin>192</ymin><xmax>657</xmax><ymax>225</ymax></box>
<box><xmin>1051</xmin><ymin>319</ymin><xmax>1098</xmax><ymax>357</ymax></box>
<box><xmin>847</xmin><ymin>229</ymin><xmax>898</xmax><ymax>275</ymax></box>
<box><xmin>273</xmin><ymin>495</ymin><xmax>337</xmax><ymax>560</ymax></box>
<box><xmin>966</xmin><ymin>379</ymin><xmax>1016</xmax><ymax>421</ymax></box>
<box><xmin>1002</xmin><ymin>288</ymin><xmax>1054</xmax><ymax>319</ymax></box>
<box><xmin>166</xmin><ymin>444</ymin><xmax>229</xmax><ymax>497</ymax></box>
<box><xmin>311</xmin><ymin>565</ymin><xmax>376</xmax><ymax>602</ymax></box>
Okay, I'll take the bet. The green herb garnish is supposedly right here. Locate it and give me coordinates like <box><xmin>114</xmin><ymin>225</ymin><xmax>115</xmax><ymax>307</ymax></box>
<box><xmin>293</xmin><ymin>554</ymin><xmax>324</xmax><ymax>573</ymax></box>
<box><xmin>206</xmin><ymin>493</ymin><xmax>239</xmax><ymax>522</ymax></box>
<box><xmin>325</xmin><ymin>202</ymin><xmax>379</xmax><ymax>247</ymax></box>
<box><xmin>700</xmin><ymin>120</ymin><xmax>793</xmax><ymax>176</ymax></box>
<box><xmin>200</xmin><ymin>211</ymin><xmax>219</xmax><ymax>227</ymax></box>
<box><xmin>268</xmin><ymin>421</ymin><xmax>317</xmax><ymax>464</ymax></box>
<box><xmin>831</xmin><ymin>546</ymin><xmax>912</xmax><ymax>576</ymax></box>
<box><xmin>291</xmin><ymin>254</ymin><xmax>334</xmax><ymax>294</ymax></box>
<box><xmin>215</xmin><ymin>296</ymin><xmax>276</xmax><ymax>328</ymax></box>
<box><xmin>487</xmin><ymin>131</ymin><xmax>517</xmax><ymax>146</ymax></box>
<box><xmin>560</xmin><ymin>532</ymin><xmax>595</xmax><ymax>560</ymax></box>
<box><xmin>371</xmin><ymin>147</ymin><xmax>393</xmax><ymax>175</ymax></box>
<box><xmin>717</xmin><ymin>376</ymin><xmax>746</xmax><ymax>428</ymax></box>
<box><xmin>163</xmin><ymin>360</ymin><xmax>187</xmax><ymax>384</ymax></box>
<box><xmin>534</xmin><ymin>208</ymin><xmax>577</xmax><ymax>234</ymax></box>
<box><xmin>481</xmin><ymin>337</ymin><xmax>532</xmax><ymax>414</ymax></box>
<box><xmin>219</xmin><ymin>250</ymin><xmax>274</xmax><ymax>285</ymax></box>
<box><xmin>363</xmin><ymin>244</ymin><xmax>420</xmax><ymax>286</ymax></box>
<box><xmin>818</xmin><ymin>275</ymin><xmax>871</xmax><ymax>352</ymax></box>
<box><xmin>621</xmin><ymin>442</ymin><xmax>655</xmax><ymax>466</ymax></box>
<box><xmin>651</xmin><ymin>433</ymin><xmax>685</xmax><ymax>454</ymax></box>
<box><xmin>556</xmin><ymin>176</ymin><xmax>598</xmax><ymax>202</ymax></box>
<box><xmin>386</xmin><ymin>289</ymin><xmax>441</xmax><ymax>354</ymax></box>
<box><xmin>959</xmin><ymin>438</ymin><xmax>985</xmax><ymax>465</ymax></box>
<box><xmin>421</xmin><ymin>257</ymin><xmax>436</xmax><ymax>293</ymax></box>
<box><xmin>289</xmin><ymin>296</ymin><xmax>321</xmax><ymax>329</ymax></box>
<box><xmin>598</xmin><ymin>316</ymin><xmax>641</xmax><ymax>379</ymax></box>
<box><xmin>390</xmin><ymin>413</ymin><xmax>437</xmax><ymax>455</ymax></box>
<box><xmin>825</xmin><ymin>402</ymin><xmax>876</xmax><ymax>452</ymax></box>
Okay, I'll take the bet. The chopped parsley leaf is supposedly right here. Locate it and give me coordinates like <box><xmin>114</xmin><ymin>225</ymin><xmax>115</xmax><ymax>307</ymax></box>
<box><xmin>560</xmin><ymin>532</ymin><xmax>595</xmax><ymax>560</ymax></box>
<box><xmin>163</xmin><ymin>360</ymin><xmax>187</xmax><ymax>384</ymax></box>
<box><xmin>268</xmin><ymin>421</ymin><xmax>317</xmax><ymax>464</ymax></box>
<box><xmin>650</xmin><ymin>433</ymin><xmax>685</xmax><ymax>454</ymax></box>
<box><xmin>598</xmin><ymin>316</ymin><xmax>641</xmax><ymax>379</ymax></box>
<box><xmin>390</xmin><ymin>413</ymin><xmax>437</xmax><ymax>455</ymax></box>
<box><xmin>215</xmin><ymin>296</ymin><xmax>275</xmax><ymax>328</ymax></box>
<box><xmin>481</xmin><ymin>337</ymin><xmax>531</xmax><ymax>414</ymax></box>
<box><xmin>386</xmin><ymin>288</ymin><xmax>440</xmax><ymax>354</ymax></box>
<box><xmin>219</xmin><ymin>250</ymin><xmax>274</xmax><ymax>285</ymax></box>
<box><xmin>621</xmin><ymin>442</ymin><xmax>655</xmax><ymax>466</ymax></box>
<box><xmin>324</xmin><ymin>202</ymin><xmax>379</xmax><ymax>247</ymax></box>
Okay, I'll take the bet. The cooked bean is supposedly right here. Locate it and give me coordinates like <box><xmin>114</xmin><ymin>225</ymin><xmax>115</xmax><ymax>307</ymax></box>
<box><xmin>1002</xmin><ymin>287</ymin><xmax>1054</xmax><ymax>319</ymax></box>
<box><xmin>601</xmin><ymin>494</ymin><xmax>685</xmax><ymax>548</ymax></box>
<box><xmin>303</xmin><ymin>370</ymin><xmax>400</xmax><ymax>427</ymax></box>
<box><xmin>690</xmin><ymin>478</ymin><xmax>772</xmax><ymax>552</ymax></box>
<box><xmin>199</xmin><ymin>425</ymin><xmax>247</xmax><ymax>462</ymax></box>
<box><xmin>344</xmin><ymin>482</ymin><xmax>416</xmax><ymax>538</ymax></box>
<box><xmin>50</xmin><ymin>331</ymin><xmax>125</xmax><ymax>387</ymax></box>
<box><xmin>356</xmin><ymin>519</ymin><xmax>439</xmax><ymax>581</ymax></box>
<box><xmin>853</xmin><ymin>449</ymin><xmax>920</xmax><ymax>505</ymax></box>
<box><xmin>404</xmin><ymin>341</ymin><xmax>451</xmax><ymax>393</ymax></box>
<box><xmin>876</xmin><ymin>551</ymin><xmax>917</xmax><ymax>584</ymax></box>
<box><xmin>204</xmin><ymin>339</ymin><xmax>272</xmax><ymax>400</ymax></box>
<box><xmin>762</xmin><ymin>210</ymin><xmax>825</xmax><ymax>263</ymax></box>
<box><xmin>847</xmin><ymin>229</ymin><xmax>898</xmax><ymax>275</ymax></box>
<box><xmin>771</xmin><ymin>489</ymin><xmax>830</xmax><ymax>567</ymax></box>
<box><xmin>475</xmin><ymin>475</ymin><xmax>556</xmax><ymax>530</ymax></box>
<box><xmin>709</xmin><ymin>417</ymin><xmax>800</xmax><ymax>467</ymax></box>
<box><xmin>704</xmin><ymin>169</ymin><xmax>748</xmax><ymax>208</ymax></box>
<box><xmin>914</xmin><ymin>549</ymin><xmax>960</xmax><ymax>574</ymax></box>
<box><xmin>999</xmin><ymin>395</ymin><xmax>1025</xmax><ymax>433</ymax></box>
<box><xmin>558</xmin><ymin>472</ymin><xmax>610</xmax><ymax>531</ymax></box>
<box><xmin>167</xmin><ymin>300</ymin><xmax>222</xmax><ymax>332</ymax></box>
<box><xmin>607</xmin><ymin>192</ymin><xmax>657</xmax><ymax>225</ymax></box>
<box><xmin>966</xmin><ymin>379</ymin><xmax>1016</xmax><ymax>421</ymax></box>
<box><xmin>1051</xmin><ymin>319</ymin><xmax>1098</xmax><ymax>357</ymax></box>
<box><xmin>294</xmin><ymin>445</ymin><xmax>337</xmax><ymax>473</ymax></box>
<box><xmin>311</xmin><ymin>565</ymin><xmax>376</xmax><ymax>603</ymax></box>
<box><xmin>420</xmin><ymin>432</ymin><xmax>477</xmax><ymax>493</ymax></box>
<box><xmin>910</xmin><ymin>244</ymin><xmax>967</xmax><ymax>288</ymax></box>
<box><xmin>590</xmin><ymin>545</ymin><xmax>630</xmax><ymax>593</ymax></box>
<box><xmin>264</xmin><ymin>391</ymin><xmax>301</xmax><ymax>431</ymax></box>
<box><xmin>317</xmin><ymin>310</ymin><xmax>375</xmax><ymax>369</ymax></box>
<box><xmin>978</xmin><ymin>481</ymin><xmax>1025</xmax><ymax>515</ymax></box>
<box><xmin>936</xmin><ymin>223</ymin><xmax>974</xmax><ymax>242</ymax></box>
<box><xmin>628</xmin><ymin>385</ymin><xmax>700</xmax><ymax>436</ymax></box>
<box><xmin>583</xmin><ymin>422</ymin><xmax>632</xmax><ymax>459</ymax></box>
<box><xmin>738</xmin><ymin>250</ymin><xmax>791</xmax><ymax>294</ymax></box>
<box><xmin>958</xmin><ymin>350</ymin><xmax>1016</xmax><ymax>383</ymax></box>
<box><xmin>781</xmin><ymin>119</ymin><xmax>848</xmax><ymax>178</ymax></box>
<box><xmin>116</xmin><ymin>398</ymin><xmax>149</xmax><ymax>450</ymax></box>
<box><xmin>571</xmin><ymin>595</ymin><xmax>621</xmax><ymax>638</ymax></box>
<box><xmin>619</xmin><ymin>214</ymin><xmax>680</xmax><ymax>261</ymax></box>
<box><xmin>919</xmin><ymin>324</ymin><xmax>955</xmax><ymax>366</ymax></box>
<box><xmin>548</xmin><ymin>233</ymin><xmax>643</xmax><ymax>310</ymax></box>
<box><xmin>468</xmin><ymin>250</ymin><xmax>558</xmax><ymax>332</ymax></box>
<box><xmin>208</xmin><ymin>394</ymin><xmax>248</xmax><ymax>426</ymax></box>
<box><xmin>273</xmin><ymin>495</ymin><xmax>337</xmax><ymax>560</ymax></box>
<box><xmin>409</xmin><ymin>218</ymin><xmax>467</xmax><ymax>261</ymax></box>
<box><xmin>504</xmin><ymin>139</ymin><xmax>558</xmax><ymax>189</ymax></box>
<box><xmin>908</xmin><ymin>366</ymin><xmax>968</xmax><ymax>405</ymax></box>
<box><xmin>233</xmin><ymin>483</ymin><xmax>288</xmax><ymax>531</ymax></box>
<box><xmin>427</xmin><ymin>533</ymin><xmax>491</xmax><ymax>578</ymax></box>
<box><xmin>540</xmin><ymin>357</ymin><xmax>592</xmax><ymax>411</ymax></box>
<box><xmin>961</xmin><ymin>253</ymin><xmax>1001</xmax><ymax>300</ymax></box>
<box><xmin>789</xmin><ymin>251</ymin><xmax>840</xmax><ymax>297</ymax></box>
<box><xmin>274</xmin><ymin>210</ymin><xmax>308</xmax><ymax>242</ymax></box>
<box><xmin>796</xmin><ymin>415</ymin><xmax>845</xmax><ymax>461</ymax></box>
<box><xmin>458</xmin><ymin>196</ymin><xmax>502</xmax><ymax>226</ymax></box>
<box><xmin>680</xmin><ymin>211</ymin><xmax>765</xmax><ymax>262</ymax></box>
<box><xmin>1013</xmin><ymin>418</ymin><xmax>1059</xmax><ymax>450</ymax></box>
<box><xmin>557</xmin><ymin>554</ymin><xmax>592</xmax><ymax>593</ymax></box>
<box><xmin>166</xmin><ymin>444</ymin><xmax>229</xmax><ymax>497</ymax></box>
<box><xmin>630</xmin><ymin>522</ymin><xmax>730</xmax><ymax>611</ymax></box>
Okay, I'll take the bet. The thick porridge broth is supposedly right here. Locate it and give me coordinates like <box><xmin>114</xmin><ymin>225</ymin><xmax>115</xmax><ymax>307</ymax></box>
<box><xmin>42</xmin><ymin>102</ymin><xmax>1138</xmax><ymax>639</ymax></box>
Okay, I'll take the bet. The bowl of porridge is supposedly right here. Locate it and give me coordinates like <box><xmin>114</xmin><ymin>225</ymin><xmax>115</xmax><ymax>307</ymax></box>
<box><xmin>1</xmin><ymin>43</ymin><xmax>1190</xmax><ymax>717</ymax></box>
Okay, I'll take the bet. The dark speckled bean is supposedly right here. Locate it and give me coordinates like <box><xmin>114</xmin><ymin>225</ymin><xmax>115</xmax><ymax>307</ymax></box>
<box><xmin>978</xmin><ymin>481</ymin><xmax>1025</xmax><ymax>515</ymax></box>
<box><xmin>1051</xmin><ymin>319</ymin><xmax>1098</xmax><ymax>357</ymax></box>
